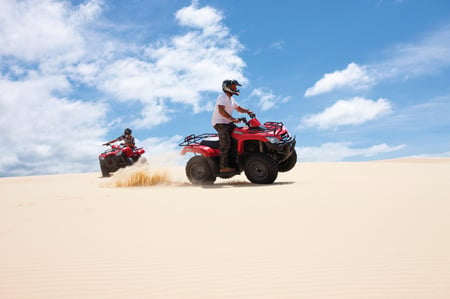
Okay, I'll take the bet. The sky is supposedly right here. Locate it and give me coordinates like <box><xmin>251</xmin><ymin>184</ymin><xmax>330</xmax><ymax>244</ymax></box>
<box><xmin>1</xmin><ymin>0</ymin><xmax>450</xmax><ymax>176</ymax></box>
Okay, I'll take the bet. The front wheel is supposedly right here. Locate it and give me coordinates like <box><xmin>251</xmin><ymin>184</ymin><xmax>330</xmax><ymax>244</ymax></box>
<box><xmin>278</xmin><ymin>149</ymin><xmax>297</xmax><ymax>172</ymax></box>
<box><xmin>186</xmin><ymin>156</ymin><xmax>216</xmax><ymax>185</ymax></box>
<box><xmin>244</xmin><ymin>153</ymin><xmax>278</xmax><ymax>184</ymax></box>
<box><xmin>99</xmin><ymin>160</ymin><xmax>110</xmax><ymax>177</ymax></box>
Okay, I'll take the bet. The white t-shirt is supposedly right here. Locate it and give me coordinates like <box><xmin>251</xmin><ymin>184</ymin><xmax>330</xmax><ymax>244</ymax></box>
<box><xmin>211</xmin><ymin>92</ymin><xmax>239</xmax><ymax>126</ymax></box>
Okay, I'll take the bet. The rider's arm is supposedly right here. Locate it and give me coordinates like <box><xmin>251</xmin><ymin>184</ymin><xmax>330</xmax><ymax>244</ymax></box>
<box><xmin>218</xmin><ymin>105</ymin><xmax>237</xmax><ymax>122</ymax></box>
<box><xmin>236</xmin><ymin>106</ymin><xmax>253</xmax><ymax>115</ymax></box>
<box><xmin>103</xmin><ymin>137</ymin><xmax>120</xmax><ymax>145</ymax></box>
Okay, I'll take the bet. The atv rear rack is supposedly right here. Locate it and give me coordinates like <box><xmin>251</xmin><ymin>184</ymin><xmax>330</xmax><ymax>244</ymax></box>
<box><xmin>179</xmin><ymin>133</ymin><xmax>218</xmax><ymax>146</ymax></box>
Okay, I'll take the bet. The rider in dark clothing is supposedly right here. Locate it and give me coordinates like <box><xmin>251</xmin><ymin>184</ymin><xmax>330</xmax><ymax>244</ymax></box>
<box><xmin>103</xmin><ymin>128</ymin><xmax>136</xmax><ymax>164</ymax></box>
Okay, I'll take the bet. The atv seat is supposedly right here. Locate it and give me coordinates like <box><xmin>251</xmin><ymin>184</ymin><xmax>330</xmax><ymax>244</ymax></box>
<box><xmin>200</xmin><ymin>137</ymin><xmax>220</xmax><ymax>149</ymax></box>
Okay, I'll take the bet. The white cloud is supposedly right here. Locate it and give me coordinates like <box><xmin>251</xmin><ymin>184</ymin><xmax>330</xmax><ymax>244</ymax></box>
<box><xmin>301</xmin><ymin>97</ymin><xmax>392</xmax><ymax>129</ymax></box>
<box><xmin>406</xmin><ymin>151</ymin><xmax>450</xmax><ymax>158</ymax></box>
<box><xmin>72</xmin><ymin>0</ymin><xmax>103</xmax><ymax>24</ymax></box>
<box><xmin>0</xmin><ymin>0</ymin><xmax>109</xmax><ymax>176</ymax></box>
<box><xmin>250</xmin><ymin>88</ymin><xmax>290</xmax><ymax>111</ymax></box>
<box><xmin>0</xmin><ymin>0</ymin><xmax>247</xmax><ymax>176</ymax></box>
<box><xmin>304</xmin><ymin>63</ymin><xmax>374</xmax><ymax>97</ymax></box>
<box><xmin>0</xmin><ymin>0</ymin><xmax>101</xmax><ymax>63</ymax></box>
<box><xmin>132</xmin><ymin>101</ymin><xmax>172</xmax><ymax>128</ymax></box>
<box><xmin>175</xmin><ymin>1</ymin><xmax>224</xmax><ymax>34</ymax></box>
<box><xmin>0</xmin><ymin>75</ymin><xmax>107</xmax><ymax>176</ymax></box>
<box><xmin>96</xmin><ymin>2</ymin><xmax>246</xmax><ymax>127</ymax></box>
<box><xmin>378</xmin><ymin>25</ymin><xmax>450</xmax><ymax>79</ymax></box>
<box><xmin>305</xmin><ymin>25</ymin><xmax>450</xmax><ymax>96</ymax></box>
<box><xmin>298</xmin><ymin>142</ymin><xmax>406</xmax><ymax>162</ymax></box>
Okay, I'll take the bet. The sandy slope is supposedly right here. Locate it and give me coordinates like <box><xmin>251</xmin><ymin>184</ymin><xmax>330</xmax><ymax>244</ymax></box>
<box><xmin>1</xmin><ymin>160</ymin><xmax>449</xmax><ymax>298</ymax></box>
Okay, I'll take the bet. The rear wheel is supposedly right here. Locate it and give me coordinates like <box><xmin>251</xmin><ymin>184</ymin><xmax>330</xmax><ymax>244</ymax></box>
<box><xmin>186</xmin><ymin>156</ymin><xmax>216</xmax><ymax>185</ymax></box>
<box><xmin>244</xmin><ymin>153</ymin><xmax>278</xmax><ymax>184</ymax></box>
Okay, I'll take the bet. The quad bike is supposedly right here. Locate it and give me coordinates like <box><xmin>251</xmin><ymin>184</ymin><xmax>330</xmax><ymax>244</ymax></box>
<box><xmin>179</xmin><ymin>114</ymin><xmax>297</xmax><ymax>185</ymax></box>
<box><xmin>98</xmin><ymin>144</ymin><xmax>146</xmax><ymax>177</ymax></box>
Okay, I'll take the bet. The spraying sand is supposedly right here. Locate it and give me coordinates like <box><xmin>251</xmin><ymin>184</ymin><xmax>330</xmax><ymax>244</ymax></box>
<box><xmin>107</xmin><ymin>159</ymin><xmax>173</xmax><ymax>187</ymax></box>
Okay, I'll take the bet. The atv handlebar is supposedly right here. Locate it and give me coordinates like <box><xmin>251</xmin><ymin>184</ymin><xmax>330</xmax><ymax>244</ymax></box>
<box><xmin>102</xmin><ymin>142</ymin><xmax>127</xmax><ymax>147</ymax></box>
<box><xmin>237</xmin><ymin>117</ymin><xmax>247</xmax><ymax>125</ymax></box>
<box><xmin>236</xmin><ymin>113</ymin><xmax>256</xmax><ymax>126</ymax></box>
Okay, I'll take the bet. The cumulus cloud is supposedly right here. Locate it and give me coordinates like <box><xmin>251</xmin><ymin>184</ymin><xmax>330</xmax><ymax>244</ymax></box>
<box><xmin>0</xmin><ymin>0</ymin><xmax>78</xmax><ymax>61</ymax></box>
<box><xmin>301</xmin><ymin>97</ymin><xmax>392</xmax><ymax>129</ymax></box>
<box><xmin>0</xmin><ymin>0</ymin><xmax>248</xmax><ymax>176</ymax></box>
<box><xmin>0</xmin><ymin>75</ymin><xmax>107</xmax><ymax>176</ymax></box>
<box><xmin>0</xmin><ymin>0</ymin><xmax>103</xmax><ymax>66</ymax></box>
<box><xmin>175</xmin><ymin>1</ymin><xmax>224</xmax><ymax>34</ymax></box>
<box><xmin>0</xmin><ymin>0</ymin><xmax>108</xmax><ymax>176</ymax></box>
<box><xmin>304</xmin><ymin>63</ymin><xmax>374</xmax><ymax>97</ymax></box>
<box><xmin>97</xmin><ymin>2</ymin><xmax>246</xmax><ymax>127</ymax></box>
<box><xmin>298</xmin><ymin>142</ymin><xmax>406</xmax><ymax>162</ymax></box>
<box><xmin>250</xmin><ymin>88</ymin><xmax>290</xmax><ymax>111</ymax></box>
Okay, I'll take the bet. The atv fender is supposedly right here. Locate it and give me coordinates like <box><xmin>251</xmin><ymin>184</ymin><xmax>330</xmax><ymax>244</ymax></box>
<box><xmin>181</xmin><ymin>145</ymin><xmax>219</xmax><ymax>157</ymax></box>
<box><xmin>122</xmin><ymin>146</ymin><xmax>133</xmax><ymax>157</ymax></box>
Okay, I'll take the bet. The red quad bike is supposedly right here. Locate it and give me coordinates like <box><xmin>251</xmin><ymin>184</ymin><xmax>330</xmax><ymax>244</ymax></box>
<box><xmin>179</xmin><ymin>114</ymin><xmax>297</xmax><ymax>185</ymax></box>
<box><xmin>98</xmin><ymin>144</ymin><xmax>146</xmax><ymax>177</ymax></box>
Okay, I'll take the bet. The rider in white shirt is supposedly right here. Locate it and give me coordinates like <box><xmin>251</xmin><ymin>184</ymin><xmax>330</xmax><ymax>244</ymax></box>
<box><xmin>211</xmin><ymin>80</ymin><xmax>253</xmax><ymax>173</ymax></box>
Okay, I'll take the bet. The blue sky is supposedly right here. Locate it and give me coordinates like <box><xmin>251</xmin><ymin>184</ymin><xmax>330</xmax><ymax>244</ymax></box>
<box><xmin>1</xmin><ymin>0</ymin><xmax>450</xmax><ymax>176</ymax></box>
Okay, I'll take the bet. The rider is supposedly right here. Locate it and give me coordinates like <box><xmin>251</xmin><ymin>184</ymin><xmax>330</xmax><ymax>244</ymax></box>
<box><xmin>211</xmin><ymin>79</ymin><xmax>253</xmax><ymax>173</ymax></box>
<box><xmin>103</xmin><ymin>128</ymin><xmax>136</xmax><ymax>165</ymax></box>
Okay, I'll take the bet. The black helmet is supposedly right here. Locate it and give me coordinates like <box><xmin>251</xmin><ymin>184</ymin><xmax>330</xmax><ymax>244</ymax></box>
<box><xmin>124</xmin><ymin>128</ymin><xmax>132</xmax><ymax>135</ymax></box>
<box><xmin>222</xmin><ymin>79</ymin><xmax>242</xmax><ymax>96</ymax></box>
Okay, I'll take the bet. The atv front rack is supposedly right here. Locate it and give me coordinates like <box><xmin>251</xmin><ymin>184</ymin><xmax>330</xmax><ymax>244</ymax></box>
<box><xmin>179</xmin><ymin>133</ymin><xmax>218</xmax><ymax>146</ymax></box>
<box><xmin>264</xmin><ymin>121</ymin><xmax>284</xmax><ymax>135</ymax></box>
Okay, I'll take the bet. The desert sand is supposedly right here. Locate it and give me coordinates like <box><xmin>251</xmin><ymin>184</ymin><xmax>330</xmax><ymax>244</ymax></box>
<box><xmin>1</xmin><ymin>159</ymin><xmax>449</xmax><ymax>298</ymax></box>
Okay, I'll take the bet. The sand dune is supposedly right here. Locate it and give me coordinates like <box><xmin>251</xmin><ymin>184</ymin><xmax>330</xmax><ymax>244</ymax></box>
<box><xmin>1</xmin><ymin>159</ymin><xmax>449</xmax><ymax>298</ymax></box>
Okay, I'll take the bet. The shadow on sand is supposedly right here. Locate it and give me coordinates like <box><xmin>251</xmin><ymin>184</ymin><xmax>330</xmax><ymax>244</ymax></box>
<box><xmin>190</xmin><ymin>181</ymin><xmax>296</xmax><ymax>189</ymax></box>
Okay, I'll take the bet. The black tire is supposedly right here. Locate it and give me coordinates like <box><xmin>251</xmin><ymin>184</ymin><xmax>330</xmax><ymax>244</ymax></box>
<box><xmin>99</xmin><ymin>160</ymin><xmax>110</xmax><ymax>177</ymax></box>
<box><xmin>186</xmin><ymin>156</ymin><xmax>216</xmax><ymax>185</ymax></box>
<box><xmin>244</xmin><ymin>153</ymin><xmax>278</xmax><ymax>184</ymax></box>
<box><xmin>278</xmin><ymin>149</ymin><xmax>297</xmax><ymax>172</ymax></box>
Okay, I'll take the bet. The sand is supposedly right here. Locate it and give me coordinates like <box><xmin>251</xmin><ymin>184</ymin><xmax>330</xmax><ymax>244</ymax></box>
<box><xmin>1</xmin><ymin>159</ymin><xmax>449</xmax><ymax>298</ymax></box>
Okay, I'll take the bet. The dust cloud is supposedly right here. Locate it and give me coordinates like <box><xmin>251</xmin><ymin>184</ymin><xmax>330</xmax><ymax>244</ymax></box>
<box><xmin>108</xmin><ymin>159</ymin><xmax>174</xmax><ymax>187</ymax></box>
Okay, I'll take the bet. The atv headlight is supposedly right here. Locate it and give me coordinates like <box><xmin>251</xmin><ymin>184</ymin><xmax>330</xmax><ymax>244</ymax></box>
<box><xmin>266</xmin><ymin>137</ymin><xmax>280</xmax><ymax>143</ymax></box>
